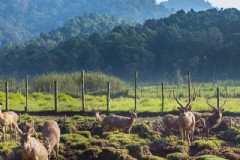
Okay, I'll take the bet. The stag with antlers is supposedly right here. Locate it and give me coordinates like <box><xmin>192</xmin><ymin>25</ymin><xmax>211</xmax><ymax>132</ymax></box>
<box><xmin>202</xmin><ymin>87</ymin><xmax>227</xmax><ymax>139</ymax></box>
<box><xmin>173</xmin><ymin>88</ymin><xmax>197</xmax><ymax>144</ymax></box>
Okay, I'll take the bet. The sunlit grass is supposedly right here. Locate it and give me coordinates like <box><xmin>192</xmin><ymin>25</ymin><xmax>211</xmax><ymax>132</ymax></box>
<box><xmin>0</xmin><ymin>90</ymin><xmax>240</xmax><ymax>113</ymax></box>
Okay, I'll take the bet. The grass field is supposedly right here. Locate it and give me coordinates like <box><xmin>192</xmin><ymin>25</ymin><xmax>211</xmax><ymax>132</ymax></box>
<box><xmin>0</xmin><ymin>86</ymin><xmax>239</xmax><ymax>113</ymax></box>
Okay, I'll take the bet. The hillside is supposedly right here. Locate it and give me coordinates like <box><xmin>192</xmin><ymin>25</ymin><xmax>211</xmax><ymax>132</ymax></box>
<box><xmin>40</xmin><ymin>13</ymin><xmax>134</xmax><ymax>43</ymax></box>
<box><xmin>0</xmin><ymin>0</ymin><xmax>172</xmax><ymax>47</ymax></box>
<box><xmin>1</xmin><ymin>9</ymin><xmax>240</xmax><ymax>81</ymax></box>
<box><xmin>161</xmin><ymin>0</ymin><xmax>212</xmax><ymax>11</ymax></box>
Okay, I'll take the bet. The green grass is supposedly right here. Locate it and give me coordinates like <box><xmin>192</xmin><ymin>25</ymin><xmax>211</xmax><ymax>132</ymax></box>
<box><xmin>1</xmin><ymin>91</ymin><xmax>240</xmax><ymax>113</ymax></box>
<box><xmin>195</xmin><ymin>155</ymin><xmax>227</xmax><ymax>160</ymax></box>
<box><xmin>1</xmin><ymin>80</ymin><xmax>240</xmax><ymax>113</ymax></box>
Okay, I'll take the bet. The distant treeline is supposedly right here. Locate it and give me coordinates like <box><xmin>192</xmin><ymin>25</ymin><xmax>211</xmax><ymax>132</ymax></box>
<box><xmin>1</xmin><ymin>9</ymin><xmax>240</xmax><ymax>81</ymax></box>
<box><xmin>0</xmin><ymin>0</ymin><xmax>174</xmax><ymax>47</ymax></box>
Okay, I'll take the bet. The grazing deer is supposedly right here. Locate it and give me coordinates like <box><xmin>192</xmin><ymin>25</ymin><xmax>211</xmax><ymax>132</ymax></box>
<box><xmin>0</xmin><ymin>106</ymin><xmax>19</xmax><ymax>141</ymax></box>
<box><xmin>42</xmin><ymin>120</ymin><xmax>60</xmax><ymax>160</ymax></box>
<box><xmin>104</xmin><ymin>111</ymin><xmax>137</xmax><ymax>134</ymax></box>
<box><xmin>173</xmin><ymin>89</ymin><xmax>197</xmax><ymax>144</ymax></box>
<box><xmin>202</xmin><ymin>87</ymin><xmax>227</xmax><ymax>139</ymax></box>
<box><xmin>162</xmin><ymin>114</ymin><xmax>179</xmax><ymax>139</ymax></box>
<box><xmin>15</xmin><ymin>123</ymin><xmax>49</xmax><ymax>160</ymax></box>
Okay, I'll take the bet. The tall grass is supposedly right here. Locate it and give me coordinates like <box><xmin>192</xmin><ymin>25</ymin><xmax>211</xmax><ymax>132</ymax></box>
<box><xmin>30</xmin><ymin>71</ymin><xmax>129</xmax><ymax>97</ymax></box>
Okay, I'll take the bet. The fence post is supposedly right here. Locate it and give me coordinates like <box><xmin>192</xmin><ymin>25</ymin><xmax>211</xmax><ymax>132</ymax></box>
<box><xmin>107</xmin><ymin>81</ymin><xmax>111</xmax><ymax>115</ymax></box>
<box><xmin>217</xmin><ymin>87</ymin><xmax>219</xmax><ymax>108</ymax></box>
<box><xmin>54</xmin><ymin>81</ymin><xmax>58</xmax><ymax>112</ymax></box>
<box><xmin>187</xmin><ymin>70</ymin><xmax>191</xmax><ymax>101</ymax></box>
<box><xmin>25</xmin><ymin>75</ymin><xmax>28</xmax><ymax>112</ymax></box>
<box><xmin>134</xmin><ymin>71</ymin><xmax>138</xmax><ymax>111</ymax></box>
<box><xmin>161</xmin><ymin>82</ymin><xmax>164</xmax><ymax>113</ymax></box>
<box><xmin>5</xmin><ymin>81</ymin><xmax>8</xmax><ymax>111</ymax></box>
<box><xmin>81</xmin><ymin>70</ymin><xmax>85</xmax><ymax>112</ymax></box>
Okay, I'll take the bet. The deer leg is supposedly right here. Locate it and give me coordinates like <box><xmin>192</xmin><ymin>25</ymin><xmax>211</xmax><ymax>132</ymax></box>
<box><xmin>186</xmin><ymin>130</ymin><xmax>190</xmax><ymax>143</ymax></box>
<box><xmin>207</xmin><ymin>128</ymin><xmax>210</xmax><ymax>139</ymax></box>
<box><xmin>10</xmin><ymin>125</ymin><xmax>13</xmax><ymax>140</ymax></box>
<box><xmin>54</xmin><ymin>143</ymin><xmax>59</xmax><ymax>160</ymax></box>
<box><xmin>201</xmin><ymin>128</ymin><xmax>205</xmax><ymax>139</ymax></box>
<box><xmin>166</xmin><ymin>128</ymin><xmax>172</xmax><ymax>140</ymax></box>
<box><xmin>3</xmin><ymin>126</ymin><xmax>6</xmax><ymax>141</ymax></box>
<box><xmin>179</xmin><ymin>128</ymin><xmax>184</xmax><ymax>141</ymax></box>
<box><xmin>190</xmin><ymin>128</ymin><xmax>194</xmax><ymax>145</ymax></box>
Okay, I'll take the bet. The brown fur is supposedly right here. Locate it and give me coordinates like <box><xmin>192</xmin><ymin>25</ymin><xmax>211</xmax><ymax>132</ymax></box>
<box><xmin>104</xmin><ymin>112</ymin><xmax>137</xmax><ymax>133</ymax></box>
<box><xmin>42</xmin><ymin>120</ymin><xmax>60</xmax><ymax>160</ymax></box>
<box><xmin>0</xmin><ymin>110</ymin><xmax>19</xmax><ymax>141</ymax></box>
<box><xmin>15</xmin><ymin>124</ymin><xmax>48</xmax><ymax>160</ymax></box>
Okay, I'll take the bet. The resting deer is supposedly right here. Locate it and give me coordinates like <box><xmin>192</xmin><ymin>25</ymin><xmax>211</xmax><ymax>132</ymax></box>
<box><xmin>15</xmin><ymin>123</ymin><xmax>49</xmax><ymax>160</ymax></box>
<box><xmin>173</xmin><ymin>89</ymin><xmax>197</xmax><ymax>144</ymax></box>
<box><xmin>42</xmin><ymin>120</ymin><xmax>60</xmax><ymax>160</ymax></box>
<box><xmin>202</xmin><ymin>87</ymin><xmax>227</xmax><ymax>139</ymax></box>
<box><xmin>104</xmin><ymin>111</ymin><xmax>137</xmax><ymax>133</ymax></box>
<box><xmin>0</xmin><ymin>105</ymin><xmax>19</xmax><ymax>141</ymax></box>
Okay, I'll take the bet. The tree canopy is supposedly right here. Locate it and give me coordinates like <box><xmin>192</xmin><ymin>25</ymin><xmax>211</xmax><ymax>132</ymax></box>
<box><xmin>1</xmin><ymin>9</ymin><xmax>240</xmax><ymax>81</ymax></box>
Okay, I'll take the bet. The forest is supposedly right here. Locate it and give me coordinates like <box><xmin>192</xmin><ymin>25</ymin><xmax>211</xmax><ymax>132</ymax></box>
<box><xmin>1</xmin><ymin>8</ymin><xmax>240</xmax><ymax>81</ymax></box>
<box><xmin>0</xmin><ymin>0</ymin><xmax>173</xmax><ymax>47</ymax></box>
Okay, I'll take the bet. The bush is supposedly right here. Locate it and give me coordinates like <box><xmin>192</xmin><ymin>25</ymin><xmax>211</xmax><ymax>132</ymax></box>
<box><xmin>194</xmin><ymin>139</ymin><xmax>223</xmax><ymax>150</ymax></box>
<box><xmin>30</xmin><ymin>71</ymin><xmax>129</xmax><ymax>97</ymax></box>
<box><xmin>166</xmin><ymin>152</ymin><xmax>190</xmax><ymax>160</ymax></box>
<box><xmin>195</xmin><ymin>155</ymin><xmax>227</xmax><ymax>160</ymax></box>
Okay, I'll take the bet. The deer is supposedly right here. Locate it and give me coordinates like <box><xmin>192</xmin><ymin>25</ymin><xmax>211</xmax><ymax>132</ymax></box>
<box><xmin>173</xmin><ymin>89</ymin><xmax>197</xmax><ymax>144</ymax></box>
<box><xmin>91</xmin><ymin>105</ymin><xmax>122</xmax><ymax>132</ymax></box>
<box><xmin>0</xmin><ymin>102</ymin><xmax>19</xmax><ymax>141</ymax></box>
<box><xmin>201</xmin><ymin>87</ymin><xmax>227</xmax><ymax>139</ymax></box>
<box><xmin>42</xmin><ymin>120</ymin><xmax>60</xmax><ymax>160</ymax></box>
<box><xmin>15</xmin><ymin>122</ymin><xmax>49</xmax><ymax>160</ymax></box>
<box><xmin>163</xmin><ymin>114</ymin><xmax>205</xmax><ymax>140</ymax></box>
<box><xmin>91</xmin><ymin>105</ymin><xmax>108</xmax><ymax>130</ymax></box>
<box><xmin>103</xmin><ymin>111</ymin><xmax>137</xmax><ymax>134</ymax></box>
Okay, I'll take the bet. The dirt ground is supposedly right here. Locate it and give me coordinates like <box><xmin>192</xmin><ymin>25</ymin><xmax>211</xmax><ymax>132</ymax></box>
<box><xmin>1</xmin><ymin>114</ymin><xmax>240</xmax><ymax>160</ymax></box>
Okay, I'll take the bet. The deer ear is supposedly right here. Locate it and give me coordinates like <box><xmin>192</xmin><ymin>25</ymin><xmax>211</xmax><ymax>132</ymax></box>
<box><xmin>220</xmin><ymin>108</ymin><xmax>225</xmax><ymax>112</ymax></box>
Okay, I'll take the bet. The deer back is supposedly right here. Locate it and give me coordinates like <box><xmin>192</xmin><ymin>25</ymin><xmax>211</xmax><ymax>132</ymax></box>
<box><xmin>0</xmin><ymin>111</ymin><xmax>19</xmax><ymax>126</ymax></box>
<box><xmin>42</xmin><ymin>120</ymin><xmax>60</xmax><ymax>154</ymax></box>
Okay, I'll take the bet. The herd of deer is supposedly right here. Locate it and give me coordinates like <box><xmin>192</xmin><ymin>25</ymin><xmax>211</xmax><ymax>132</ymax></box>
<box><xmin>0</xmin><ymin>102</ymin><xmax>60</xmax><ymax>160</ymax></box>
<box><xmin>0</xmin><ymin>86</ymin><xmax>228</xmax><ymax>159</ymax></box>
<box><xmin>92</xmin><ymin>87</ymin><xmax>228</xmax><ymax>146</ymax></box>
<box><xmin>163</xmin><ymin>88</ymin><xmax>227</xmax><ymax>145</ymax></box>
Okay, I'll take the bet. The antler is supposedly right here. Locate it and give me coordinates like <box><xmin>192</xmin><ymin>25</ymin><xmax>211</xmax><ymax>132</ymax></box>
<box><xmin>173</xmin><ymin>89</ymin><xmax>184</xmax><ymax>108</ymax></box>
<box><xmin>220</xmin><ymin>87</ymin><xmax>227</xmax><ymax>109</ymax></box>
<box><xmin>98</xmin><ymin>105</ymin><xmax>102</xmax><ymax>110</ymax></box>
<box><xmin>90</xmin><ymin>104</ymin><xmax>95</xmax><ymax>110</ymax></box>
<box><xmin>185</xmin><ymin>88</ymin><xmax>197</xmax><ymax>108</ymax></box>
<box><xmin>206</xmin><ymin>98</ymin><xmax>216</xmax><ymax>110</ymax></box>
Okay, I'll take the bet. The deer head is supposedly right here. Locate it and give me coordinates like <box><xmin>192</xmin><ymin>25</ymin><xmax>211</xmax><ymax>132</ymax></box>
<box><xmin>173</xmin><ymin>88</ymin><xmax>197</xmax><ymax>116</ymax></box>
<box><xmin>91</xmin><ymin>104</ymin><xmax>102</xmax><ymax>114</ymax></box>
<box><xmin>130</xmin><ymin>111</ymin><xmax>137</xmax><ymax>119</ymax></box>
<box><xmin>206</xmin><ymin>87</ymin><xmax>227</xmax><ymax>118</ymax></box>
<box><xmin>16</xmin><ymin>125</ymin><xmax>35</xmax><ymax>151</ymax></box>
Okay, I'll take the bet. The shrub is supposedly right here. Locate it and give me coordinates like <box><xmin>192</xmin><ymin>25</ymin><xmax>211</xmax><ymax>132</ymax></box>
<box><xmin>194</xmin><ymin>139</ymin><xmax>223</xmax><ymax>150</ymax></box>
<box><xmin>195</xmin><ymin>155</ymin><xmax>227</xmax><ymax>160</ymax></box>
<box><xmin>166</xmin><ymin>152</ymin><xmax>190</xmax><ymax>160</ymax></box>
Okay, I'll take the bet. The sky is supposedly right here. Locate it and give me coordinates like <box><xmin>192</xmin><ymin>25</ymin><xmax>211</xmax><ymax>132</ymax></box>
<box><xmin>156</xmin><ymin>0</ymin><xmax>240</xmax><ymax>9</ymax></box>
